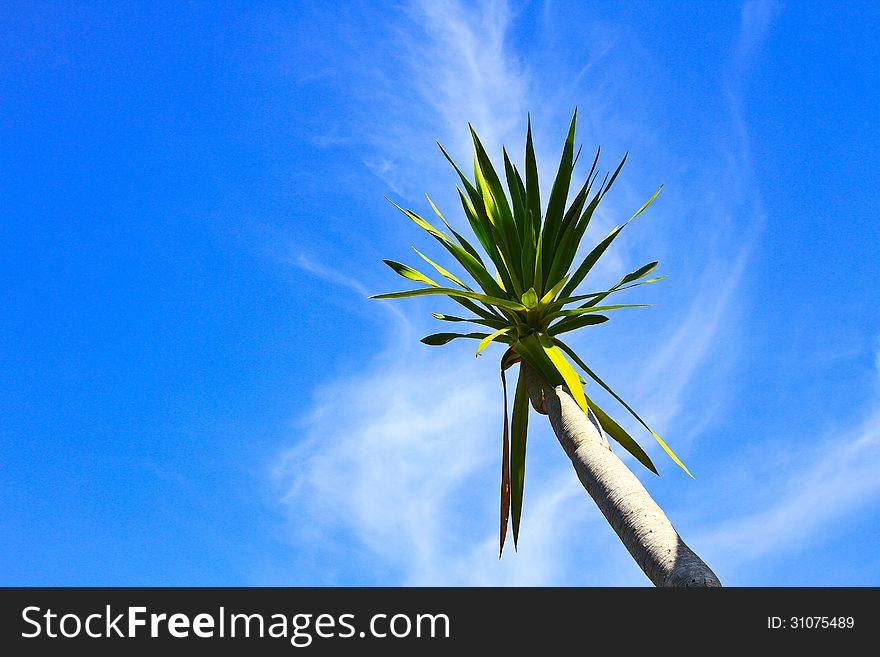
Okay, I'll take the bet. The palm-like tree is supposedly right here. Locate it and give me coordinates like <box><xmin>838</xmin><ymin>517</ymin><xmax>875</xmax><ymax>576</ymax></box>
<box><xmin>373</xmin><ymin>111</ymin><xmax>720</xmax><ymax>587</ymax></box>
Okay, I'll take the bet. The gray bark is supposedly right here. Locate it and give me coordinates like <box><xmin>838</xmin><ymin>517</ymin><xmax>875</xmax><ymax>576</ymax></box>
<box><xmin>522</xmin><ymin>363</ymin><xmax>721</xmax><ymax>587</ymax></box>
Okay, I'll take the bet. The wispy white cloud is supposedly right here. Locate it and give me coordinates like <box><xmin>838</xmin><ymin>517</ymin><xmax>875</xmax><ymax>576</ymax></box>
<box><xmin>273</xmin><ymin>344</ymin><xmax>648</xmax><ymax>585</ymax></box>
<box><xmin>405</xmin><ymin>0</ymin><xmax>528</xmax><ymax>156</ymax></box>
<box><xmin>292</xmin><ymin>252</ymin><xmax>414</xmax><ymax>338</ymax></box>
<box><xmin>698</xmin><ymin>393</ymin><xmax>880</xmax><ymax>575</ymax></box>
<box><xmin>358</xmin><ymin>0</ymin><xmax>531</xmax><ymax>203</ymax></box>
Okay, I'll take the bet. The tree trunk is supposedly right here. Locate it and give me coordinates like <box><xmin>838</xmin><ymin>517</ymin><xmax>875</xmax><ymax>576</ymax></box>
<box><xmin>521</xmin><ymin>363</ymin><xmax>721</xmax><ymax>587</ymax></box>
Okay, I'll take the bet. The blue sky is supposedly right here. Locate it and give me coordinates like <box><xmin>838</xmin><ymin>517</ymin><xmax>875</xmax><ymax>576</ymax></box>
<box><xmin>2</xmin><ymin>0</ymin><xmax>878</xmax><ymax>586</ymax></box>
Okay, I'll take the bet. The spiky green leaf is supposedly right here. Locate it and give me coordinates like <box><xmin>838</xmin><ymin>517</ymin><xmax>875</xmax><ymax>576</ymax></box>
<box><xmin>371</xmin><ymin>287</ymin><xmax>527</xmax><ymax>313</ymax></box>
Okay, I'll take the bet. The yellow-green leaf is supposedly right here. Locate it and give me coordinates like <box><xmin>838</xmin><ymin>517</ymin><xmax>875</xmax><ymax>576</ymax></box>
<box><xmin>383</xmin><ymin>260</ymin><xmax>438</xmax><ymax>287</ymax></box>
<box><xmin>371</xmin><ymin>287</ymin><xmax>527</xmax><ymax>313</ymax></box>
<box><xmin>538</xmin><ymin>333</ymin><xmax>589</xmax><ymax>415</ymax></box>
<box><xmin>477</xmin><ymin>326</ymin><xmax>513</xmax><ymax>357</ymax></box>
<box><xmin>413</xmin><ymin>248</ymin><xmax>468</xmax><ymax>289</ymax></box>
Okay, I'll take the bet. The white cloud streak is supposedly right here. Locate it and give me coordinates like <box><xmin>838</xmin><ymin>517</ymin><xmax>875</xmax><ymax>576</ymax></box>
<box><xmin>698</xmin><ymin>399</ymin><xmax>880</xmax><ymax>577</ymax></box>
<box><xmin>273</xmin><ymin>344</ymin><xmax>648</xmax><ymax>585</ymax></box>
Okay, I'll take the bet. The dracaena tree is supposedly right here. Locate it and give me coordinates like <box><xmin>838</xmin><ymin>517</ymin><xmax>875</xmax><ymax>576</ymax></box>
<box><xmin>372</xmin><ymin>111</ymin><xmax>720</xmax><ymax>587</ymax></box>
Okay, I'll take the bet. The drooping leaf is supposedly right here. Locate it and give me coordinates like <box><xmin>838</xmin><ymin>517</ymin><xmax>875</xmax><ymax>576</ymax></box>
<box><xmin>499</xmin><ymin>348</ymin><xmax>518</xmax><ymax>557</ymax></box>
<box><xmin>554</xmin><ymin>338</ymin><xmax>689</xmax><ymax>476</ymax></box>
<box><xmin>582</xmin><ymin>390</ymin><xmax>658</xmax><ymax>475</ymax></box>
<box><xmin>510</xmin><ymin>365</ymin><xmax>530</xmax><ymax>548</ymax></box>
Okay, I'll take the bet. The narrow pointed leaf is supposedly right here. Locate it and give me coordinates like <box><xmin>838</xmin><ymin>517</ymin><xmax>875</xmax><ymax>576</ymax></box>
<box><xmin>426</xmin><ymin>195</ymin><xmax>485</xmax><ymax>265</ymax></box>
<box><xmin>582</xmin><ymin>263</ymin><xmax>662</xmax><ymax>308</ymax></box>
<box><xmin>558</xmin><ymin>224</ymin><xmax>624</xmax><ymax>299</ymax></box>
<box><xmin>476</xmin><ymin>326</ymin><xmax>513</xmax><ymax>357</ymax></box>
<box><xmin>420</xmin><ymin>332</ymin><xmax>490</xmax><ymax>346</ymax></box>
<box><xmin>546</xmin><ymin>303</ymin><xmax>651</xmax><ymax>322</ymax></box>
<box><xmin>548</xmin><ymin>314</ymin><xmax>609</xmax><ymax>335</ymax></box>
<box><xmin>419</xmin><ymin>333</ymin><xmax>486</xmax><ymax>347</ymax></box>
<box><xmin>543</xmin><ymin>110</ymin><xmax>578</xmax><ymax>255</ymax></box>
<box><xmin>450</xmin><ymin>296</ymin><xmax>508</xmax><ymax>322</ymax></box>
<box><xmin>627</xmin><ymin>184</ymin><xmax>663</xmax><ymax>221</ymax></box>
<box><xmin>413</xmin><ymin>248</ymin><xmax>468</xmax><ymax>289</ymax></box>
<box><xmin>582</xmin><ymin>391</ymin><xmax>658</xmax><ymax>475</ymax></box>
<box><xmin>438</xmin><ymin>143</ymin><xmax>515</xmax><ymax>292</ymax></box>
<box><xmin>499</xmin><ymin>348</ymin><xmax>515</xmax><ymax>556</ymax></box>
<box><xmin>504</xmin><ymin>154</ymin><xmax>525</xmax><ymax>240</ymax></box>
<box><xmin>510</xmin><ymin>366</ymin><xmax>530</xmax><ymax>547</ymax></box>
<box><xmin>382</xmin><ymin>260</ymin><xmax>438</xmax><ymax>287</ymax></box>
<box><xmin>520</xmin><ymin>216</ymin><xmax>536</xmax><ymax>291</ymax></box>
<box><xmin>533</xmin><ymin>228</ymin><xmax>544</xmax><ymax>295</ymax></box>
<box><xmin>441</xmin><ymin>237</ymin><xmax>508</xmax><ymax>299</ymax></box>
<box><xmin>470</xmin><ymin>124</ymin><xmax>514</xmax><ymax>227</ymax></box>
<box><xmin>473</xmin><ymin>152</ymin><xmax>523</xmax><ymax>293</ymax></box>
<box><xmin>554</xmin><ymin>338</ymin><xmax>688</xmax><ymax>476</ymax></box>
<box><xmin>371</xmin><ymin>287</ymin><xmax>527</xmax><ymax>312</ymax></box>
<box><xmin>386</xmin><ymin>198</ymin><xmax>449</xmax><ymax>241</ymax></box>
<box><xmin>431</xmin><ymin>313</ymin><xmax>507</xmax><ymax>330</ymax></box>
<box><xmin>524</xmin><ymin>115</ymin><xmax>542</xmax><ymax>235</ymax></box>
<box><xmin>538</xmin><ymin>333</ymin><xmax>590</xmax><ymax>415</ymax></box>
<box><xmin>559</xmin><ymin>185</ymin><xmax>663</xmax><ymax>299</ymax></box>
<box><xmin>551</xmin><ymin>277</ymin><xmax>667</xmax><ymax>311</ymax></box>
<box><xmin>600</xmin><ymin>152</ymin><xmax>628</xmax><ymax>199</ymax></box>
<box><xmin>457</xmin><ymin>188</ymin><xmax>495</xmax><ymax>259</ymax></box>
<box><xmin>548</xmin><ymin>166</ymin><xmax>593</xmax><ymax>284</ymax></box>
<box><xmin>539</xmin><ymin>275</ymin><xmax>570</xmax><ymax>306</ymax></box>
<box><xmin>387</xmin><ymin>197</ymin><xmax>504</xmax><ymax>297</ymax></box>
<box><xmin>619</xmin><ymin>261</ymin><xmax>659</xmax><ymax>286</ymax></box>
